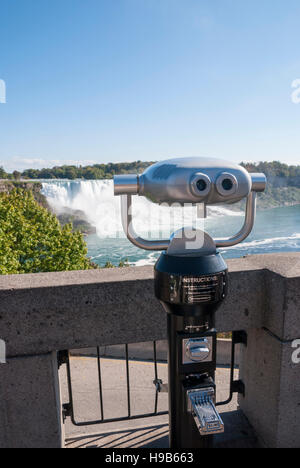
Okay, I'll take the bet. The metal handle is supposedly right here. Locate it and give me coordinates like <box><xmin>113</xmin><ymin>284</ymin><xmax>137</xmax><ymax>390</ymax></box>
<box><xmin>187</xmin><ymin>388</ymin><xmax>224</xmax><ymax>436</ymax></box>
<box><xmin>114</xmin><ymin>174</ymin><xmax>139</xmax><ymax>196</ymax></box>
<box><xmin>121</xmin><ymin>194</ymin><xmax>170</xmax><ymax>251</ymax></box>
<box><xmin>215</xmin><ymin>191</ymin><xmax>257</xmax><ymax>248</ymax></box>
<box><xmin>120</xmin><ymin>192</ymin><xmax>257</xmax><ymax>251</ymax></box>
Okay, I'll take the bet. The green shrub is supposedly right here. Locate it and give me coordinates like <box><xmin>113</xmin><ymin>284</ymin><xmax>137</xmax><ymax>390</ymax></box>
<box><xmin>0</xmin><ymin>189</ymin><xmax>94</xmax><ymax>274</ymax></box>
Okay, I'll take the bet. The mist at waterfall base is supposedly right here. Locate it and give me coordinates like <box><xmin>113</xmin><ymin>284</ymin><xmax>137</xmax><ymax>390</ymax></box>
<box><xmin>41</xmin><ymin>180</ymin><xmax>300</xmax><ymax>268</ymax></box>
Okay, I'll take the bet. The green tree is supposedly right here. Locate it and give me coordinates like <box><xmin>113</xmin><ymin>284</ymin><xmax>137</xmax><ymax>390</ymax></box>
<box><xmin>22</xmin><ymin>168</ymin><xmax>39</xmax><ymax>179</ymax></box>
<box><xmin>65</xmin><ymin>166</ymin><xmax>78</xmax><ymax>180</ymax></box>
<box><xmin>0</xmin><ymin>189</ymin><xmax>94</xmax><ymax>274</ymax></box>
<box><xmin>0</xmin><ymin>167</ymin><xmax>7</xmax><ymax>179</ymax></box>
<box><xmin>13</xmin><ymin>170</ymin><xmax>21</xmax><ymax>180</ymax></box>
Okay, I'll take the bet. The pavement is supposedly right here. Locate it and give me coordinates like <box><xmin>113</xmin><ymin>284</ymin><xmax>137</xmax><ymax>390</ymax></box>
<box><xmin>60</xmin><ymin>355</ymin><xmax>258</xmax><ymax>448</ymax></box>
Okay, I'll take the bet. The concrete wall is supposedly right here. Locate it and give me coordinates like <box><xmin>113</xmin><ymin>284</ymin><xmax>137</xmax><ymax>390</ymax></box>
<box><xmin>0</xmin><ymin>252</ymin><xmax>299</xmax><ymax>448</ymax></box>
<box><xmin>0</xmin><ymin>353</ymin><xmax>64</xmax><ymax>448</ymax></box>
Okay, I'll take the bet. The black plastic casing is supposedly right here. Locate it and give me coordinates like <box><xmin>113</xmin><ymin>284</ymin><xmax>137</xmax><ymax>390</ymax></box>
<box><xmin>154</xmin><ymin>252</ymin><xmax>228</xmax><ymax>327</ymax></box>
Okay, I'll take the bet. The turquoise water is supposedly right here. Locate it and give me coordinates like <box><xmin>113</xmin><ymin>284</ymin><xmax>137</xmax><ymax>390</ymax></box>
<box><xmin>40</xmin><ymin>180</ymin><xmax>300</xmax><ymax>267</ymax></box>
<box><xmin>86</xmin><ymin>205</ymin><xmax>300</xmax><ymax>267</ymax></box>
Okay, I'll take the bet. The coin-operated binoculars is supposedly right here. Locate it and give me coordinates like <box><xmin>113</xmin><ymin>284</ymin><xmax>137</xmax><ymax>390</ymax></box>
<box><xmin>114</xmin><ymin>157</ymin><xmax>266</xmax><ymax>448</ymax></box>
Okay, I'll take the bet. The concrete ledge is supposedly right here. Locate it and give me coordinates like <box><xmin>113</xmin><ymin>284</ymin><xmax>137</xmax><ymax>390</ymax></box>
<box><xmin>1</xmin><ymin>253</ymin><xmax>299</xmax><ymax>357</ymax></box>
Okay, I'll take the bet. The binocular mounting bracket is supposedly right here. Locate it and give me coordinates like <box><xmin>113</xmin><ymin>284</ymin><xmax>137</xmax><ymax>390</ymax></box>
<box><xmin>120</xmin><ymin>191</ymin><xmax>257</xmax><ymax>252</ymax></box>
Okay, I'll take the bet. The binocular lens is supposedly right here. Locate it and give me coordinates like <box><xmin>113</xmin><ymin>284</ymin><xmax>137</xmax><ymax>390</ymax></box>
<box><xmin>216</xmin><ymin>173</ymin><xmax>238</xmax><ymax>196</ymax></box>
<box><xmin>222</xmin><ymin>178</ymin><xmax>234</xmax><ymax>191</ymax></box>
<box><xmin>191</xmin><ymin>173</ymin><xmax>211</xmax><ymax>197</ymax></box>
<box><xmin>196</xmin><ymin>179</ymin><xmax>208</xmax><ymax>192</ymax></box>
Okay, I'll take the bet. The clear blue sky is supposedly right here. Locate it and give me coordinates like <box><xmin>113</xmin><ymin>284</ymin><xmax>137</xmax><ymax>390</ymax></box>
<box><xmin>0</xmin><ymin>0</ymin><xmax>300</xmax><ymax>171</ymax></box>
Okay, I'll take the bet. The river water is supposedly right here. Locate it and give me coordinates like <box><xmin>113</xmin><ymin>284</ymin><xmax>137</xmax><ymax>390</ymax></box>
<box><xmin>41</xmin><ymin>180</ymin><xmax>300</xmax><ymax>267</ymax></box>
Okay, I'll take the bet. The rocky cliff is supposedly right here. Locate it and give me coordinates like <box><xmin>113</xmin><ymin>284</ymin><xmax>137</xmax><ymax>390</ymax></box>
<box><xmin>0</xmin><ymin>180</ymin><xmax>49</xmax><ymax>208</ymax></box>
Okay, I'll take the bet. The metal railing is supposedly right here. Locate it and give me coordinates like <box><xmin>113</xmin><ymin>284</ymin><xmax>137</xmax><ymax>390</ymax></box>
<box><xmin>58</xmin><ymin>333</ymin><xmax>243</xmax><ymax>426</ymax></box>
<box><xmin>58</xmin><ymin>341</ymin><xmax>168</xmax><ymax>427</ymax></box>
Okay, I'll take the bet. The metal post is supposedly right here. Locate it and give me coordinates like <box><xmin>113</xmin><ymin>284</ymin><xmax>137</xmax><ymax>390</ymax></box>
<box><xmin>167</xmin><ymin>315</ymin><xmax>213</xmax><ymax>448</ymax></box>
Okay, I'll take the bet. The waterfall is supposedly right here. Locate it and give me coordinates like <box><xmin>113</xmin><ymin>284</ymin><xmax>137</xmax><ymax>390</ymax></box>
<box><xmin>42</xmin><ymin>180</ymin><xmax>121</xmax><ymax>237</ymax></box>
<box><xmin>41</xmin><ymin>179</ymin><xmax>243</xmax><ymax>239</ymax></box>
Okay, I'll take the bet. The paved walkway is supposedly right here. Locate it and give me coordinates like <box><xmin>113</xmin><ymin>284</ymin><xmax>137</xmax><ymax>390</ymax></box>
<box><xmin>61</xmin><ymin>356</ymin><xmax>257</xmax><ymax>448</ymax></box>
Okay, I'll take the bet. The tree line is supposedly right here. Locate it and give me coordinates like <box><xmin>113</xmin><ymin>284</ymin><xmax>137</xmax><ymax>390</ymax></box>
<box><xmin>241</xmin><ymin>161</ymin><xmax>300</xmax><ymax>188</ymax></box>
<box><xmin>0</xmin><ymin>160</ymin><xmax>299</xmax><ymax>188</ymax></box>
<box><xmin>0</xmin><ymin>161</ymin><xmax>154</xmax><ymax>181</ymax></box>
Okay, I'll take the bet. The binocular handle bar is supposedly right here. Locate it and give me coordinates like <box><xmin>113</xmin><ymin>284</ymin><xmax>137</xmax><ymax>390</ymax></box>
<box><xmin>120</xmin><ymin>191</ymin><xmax>257</xmax><ymax>251</ymax></box>
<box><xmin>215</xmin><ymin>191</ymin><xmax>257</xmax><ymax>248</ymax></box>
<box><xmin>121</xmin><ymin>195</ymin><xmax>170</xmax><ymax>251</ymax></box>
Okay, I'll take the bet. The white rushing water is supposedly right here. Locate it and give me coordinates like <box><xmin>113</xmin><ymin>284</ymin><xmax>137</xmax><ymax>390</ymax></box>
<box><xmin>41</xmin><ymin>179</ymin><xmax>243</xmax><ymax>239</ymax></box>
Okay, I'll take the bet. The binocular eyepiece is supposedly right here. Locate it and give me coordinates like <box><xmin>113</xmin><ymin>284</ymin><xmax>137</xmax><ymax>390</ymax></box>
<box><xmin>190</xmin><ymin>171</ymin><xmax>239</xmax><ymax>199</ymax></box>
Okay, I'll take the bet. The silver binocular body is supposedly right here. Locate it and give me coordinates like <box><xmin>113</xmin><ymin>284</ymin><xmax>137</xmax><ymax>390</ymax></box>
<box><xmin>114</xmin><ymin>157</ymin><xmax>267</xmax><ymax>251</ymax></box>
<box><xmin>114</xmin><ymin>157</ymin><xmax>266</xmax><ymax>205</ymax></box>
